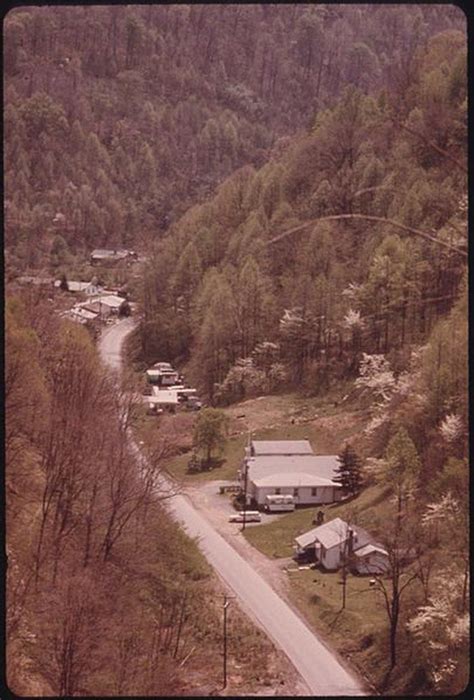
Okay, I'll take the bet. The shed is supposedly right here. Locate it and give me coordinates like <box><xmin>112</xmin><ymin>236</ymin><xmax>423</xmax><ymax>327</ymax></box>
<box><xmin>351</xmin><ymin>544</ymin><xmax>390</xmax><ymax>575</ymax></box>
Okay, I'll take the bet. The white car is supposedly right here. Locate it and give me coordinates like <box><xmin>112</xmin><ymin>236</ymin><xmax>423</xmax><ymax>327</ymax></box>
<box><xmin>228</xmin><ymin>511</ymin><xmax>261</xmax><ymax>523</ymax></box>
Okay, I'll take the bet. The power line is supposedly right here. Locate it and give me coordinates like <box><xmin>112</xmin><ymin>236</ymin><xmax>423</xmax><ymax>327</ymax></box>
<box><xmin>262</xmin><ymin>213</ymin><xmax>467</xmax><ymax>258</ymax></box>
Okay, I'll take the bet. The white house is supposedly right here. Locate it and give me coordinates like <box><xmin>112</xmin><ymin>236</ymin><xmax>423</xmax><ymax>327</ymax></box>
<box><xmin>295</xmin><ymin>518</ymin><xmax>357</xmax><ymax>570</ymax></box>
<box><xmin>83</xmin><ymin>294</ymin><xmax>127</xmax><ymax>319</ymax></box>
<box><xmin>240</xmin><ymin>448</ymin><xmax>343</xmax><ymax>506</ymax></box>
<box><xmin>145</xmin><ymin>389</ymin><xmax>179</xmax><ymax>413</ymax></box>
<box><xmin>294</xmin><ymin>517</ymin><xmax>389</xmax><ymax>573</ymax></box>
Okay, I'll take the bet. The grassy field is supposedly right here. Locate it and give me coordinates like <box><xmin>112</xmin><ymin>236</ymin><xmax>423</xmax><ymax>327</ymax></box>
<box><xmin>164</xmin><ymin>382</ymin><xmax>370</xmax><ymax>484</ymax></box>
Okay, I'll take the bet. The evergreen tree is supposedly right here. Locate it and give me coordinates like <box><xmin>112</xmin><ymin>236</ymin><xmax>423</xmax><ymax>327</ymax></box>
<box><xmin>59</xmin><ymin>273</ymin><xmax>69</xmax><ymax>291</ymax></box>
<box><xmin>334</xmin><ymin>444</ymin><xmax>363</xmax><ymax>495</ymax></box>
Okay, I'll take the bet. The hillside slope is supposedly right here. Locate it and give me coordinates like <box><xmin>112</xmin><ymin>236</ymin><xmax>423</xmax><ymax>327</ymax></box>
<box><xmin>4</xmin><ymin>5</ymin><xmax>465</xmax><ymax>268</ymax></box>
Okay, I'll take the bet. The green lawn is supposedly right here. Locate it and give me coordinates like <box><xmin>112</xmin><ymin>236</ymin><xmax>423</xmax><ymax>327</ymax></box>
<box><xmin>165</xmin><ymin>433</ymin><xmax>248</xmax><ymax>483</ymax></box>
<box><xmin>286</xmin><ymin>565</ymin><xmax>427</xmax><ymax>694</ymax></box>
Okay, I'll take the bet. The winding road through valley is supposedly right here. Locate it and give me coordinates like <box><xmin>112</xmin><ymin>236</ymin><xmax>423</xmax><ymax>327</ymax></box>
<box><xmin>99</xmin><ymin>318</ymin><xmax>366</xmax><ymax>697</ymax></box>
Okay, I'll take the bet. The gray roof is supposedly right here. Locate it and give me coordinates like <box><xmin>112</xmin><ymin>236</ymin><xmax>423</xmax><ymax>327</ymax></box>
<box><xmin>295</xmin><ymin>517</ymin><xmax>350</xmax><ymax>549</ymax></box>
<box><xmin>354</xmin><ymin>544</ymin><xmax>388</xmax><ymax>558</ymax></box>
<box><xmin>54</xmin><ymin>280</ymin><xmax>95</xmax><ymax>292</ymax></box>
<box><xmin>247</xmin><ymin>455</ymin><xmax>340</xmax><ymax>482</ymax></box>
<box><xmin>295</xmin><ymin>519</ymin><xmax>376</xmax><ymax>551</ymax></box>
<box><xmin>251</xmin><ymin>440</ymin><xmax>313</xmax><ymax>456</ymax></box>
<box><xmin>96</xmin><ymin>295</ymin><xmax>125</xmax><ymax>308</ymax></box>
<box><xmin>252</xmin><ymin>472</ymin><xmax>341</xmax><ymax>488</ymax></box>
<box><xmin>91</xmin><ymin>248</ymin><xmax>129</xmax><ymax>258</ymax></box>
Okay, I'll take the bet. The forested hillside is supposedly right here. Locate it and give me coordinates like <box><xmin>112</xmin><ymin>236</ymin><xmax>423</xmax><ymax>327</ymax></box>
<box><xmin>4</xmin><ymin>4</ymin><xmax>464</xmax><ymax>271</ymax></box>
<box><xmin>135</xmin><ymin>26</ymin><xmax>467</xmax><ymax>396</ymax></box>
<box><xmin>6</xmin><ymin>296</ymin><xmax>296</xmax><ymax>695</ymax></box>
<box><xmin>128</xmin><ymin>19</ymin><xmax>468</xmax><ymax>694</ymax></box>
<box><xmin>5</xmin><ymin>4</ymin><xmax>468</xmax><ymax>696</ymax></box>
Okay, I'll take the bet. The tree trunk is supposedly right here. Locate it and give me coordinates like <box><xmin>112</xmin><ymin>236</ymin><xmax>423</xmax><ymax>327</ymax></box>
<box><xmin>390</xmin><ymin>599</ymin><xmax>399</xmax><ymax>668</ymax></box>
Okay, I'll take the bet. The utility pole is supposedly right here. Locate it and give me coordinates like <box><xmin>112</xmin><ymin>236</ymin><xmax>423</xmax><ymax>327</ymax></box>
<box><xmin>241</xmin><ymin>459</ymin><xmax>249</xmax><ymax>532</ymax></box>
<box><xmin>221</xmin><ymin>594</ymin><xmax>235</xmax><ymax>689</ymax></box>
<box><xmin>341</xmin><ymin>527</ymin><xmax>354</xmax><ymax>610</ymax></box>
<box><xmin>241</xmin><ymin>430</ymin><xmax>251</xmax><ymax>532</ymax></box>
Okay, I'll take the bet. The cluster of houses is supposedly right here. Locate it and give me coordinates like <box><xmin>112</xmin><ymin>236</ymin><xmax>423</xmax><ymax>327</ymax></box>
<box><xmin>238</xmin><ymin>439</ymin><xmax>389</xmax><ymax>575</ymax></box>
<box><xmin>143</xmin><ymin>362</ymin><xmax>202</xmax><ymax>414</ymax></box>
<box><xmin>16</xmin><ymin>271</ymin><xmax>131</xmax><ymax>331</ymax></box>
<box><xmin>58</xmin><ymin>290</ymin><xmax>130</xmax><ymax>329</ymax></box>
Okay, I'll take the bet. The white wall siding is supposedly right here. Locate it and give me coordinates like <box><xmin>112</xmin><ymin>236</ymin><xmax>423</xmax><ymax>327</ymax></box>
<box><xmin>354</xmin><ymin>553</ymin><xmax>390</xmax><ymax>575</ymax></box>
<box><xmin>320</xmin><ymin>544</ymin><xmax>344</xmax><ymax>570</ymax></box>
<box><xmin>251</xmin><ymin>482</ymin><xmax>341</xmax><ymax>506</ymax></box>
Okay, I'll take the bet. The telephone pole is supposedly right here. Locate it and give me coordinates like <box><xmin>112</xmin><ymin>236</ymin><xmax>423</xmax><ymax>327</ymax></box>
<box><xmin>242</xmin><ymin>430</ymin><xmax>251</xmax><ymax>531</ymax></box>
<box><xmin>221</xmin><ymin>594</ymin><xmax>235</xmax><ymax>689</ymax></box>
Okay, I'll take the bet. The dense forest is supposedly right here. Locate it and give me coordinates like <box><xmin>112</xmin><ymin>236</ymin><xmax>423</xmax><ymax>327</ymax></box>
<box><xmin>6</xmin><ymin>296</ymin><xmax>292</xmax><ymax>695</ymax></box>
<box><xmin>4</xmin><ymin>4</ymin><xmax>465</xmax><ymax>270</ymax></box>
<box><xmin>5</xmin><ymin>3</ymin><xmax>468</xmax><ymax>696</ymax></box>
<box><xmin>135</xmin><ymin>25</ymin><xmax>467</xmax><ymax>403</ymax></box>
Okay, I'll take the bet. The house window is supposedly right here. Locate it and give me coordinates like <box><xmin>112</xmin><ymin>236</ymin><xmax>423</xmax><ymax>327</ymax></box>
<box><xmin>275</xmin><ymin>488</ymin><xmax>281</xmax><ymax>495</ymax></box>
<box><xmin>293</xmin><ymin>488</ymin><xmax>299</xmax><ymax>497</ymax></box>
<box><xmin>311</xmin><ymin>487</ymin><xmax>317</xmax><ymax>497</ymax></box>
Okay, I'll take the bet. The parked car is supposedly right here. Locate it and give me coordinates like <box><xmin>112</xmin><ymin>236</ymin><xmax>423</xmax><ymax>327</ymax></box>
<box><xmin>186</xmin><ymin>396</ymin><xmax>203</xmax><ymax>411</ymax></box>
<box><xmin>229</xmin><ymin>511</ymin><xmax>261</xmax><ymax>523</ymax></box>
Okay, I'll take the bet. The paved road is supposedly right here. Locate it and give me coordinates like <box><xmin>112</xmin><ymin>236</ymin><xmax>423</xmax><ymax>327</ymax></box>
<box><xmin>98</xmin><ymin>319</ymin><xmax>366</xmax><ymax>697</ymax></box>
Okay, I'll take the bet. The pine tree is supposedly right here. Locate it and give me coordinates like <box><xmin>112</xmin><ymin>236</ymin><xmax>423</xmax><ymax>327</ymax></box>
<box><xmin>59</xmin><ymin>273</ymin><xmax>69</xmax><ymax>291</ymax></box>
<box><xmin>334</xmin><ymin>444</ymin><xmax>363</xmax><ymax>495</ymax></box>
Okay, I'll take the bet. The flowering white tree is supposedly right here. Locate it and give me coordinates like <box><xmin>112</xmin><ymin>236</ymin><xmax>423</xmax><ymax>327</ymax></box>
<box><xmin>439</xmin><ymin>413</ymin><xmax>464</xmax><ymax>443</ymax></box>
<box><xmin>341</xmin><ymin>308</ymin><xmax>364</xmax><ymax>331</ymax></box>
<box><xmin>422</xmin><ymin>493</ymin><xmax>469</xmax><ymax>613</ymax></box>
<box><xmin>407</xmin><ymin>572</ymin><xmax>469</xmax><ymax>691</ymax></box>
<box><xmin>356</xmin><ymin>353</ymin><xmax>396</xmax><ymax>403</ymax></box>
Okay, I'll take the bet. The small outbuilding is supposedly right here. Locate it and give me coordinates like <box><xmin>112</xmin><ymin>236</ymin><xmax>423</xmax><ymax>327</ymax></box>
<box><xmin>351</xmin><ymin>544</ymin><xmax>390</xmax><ymax>575</ymax></box>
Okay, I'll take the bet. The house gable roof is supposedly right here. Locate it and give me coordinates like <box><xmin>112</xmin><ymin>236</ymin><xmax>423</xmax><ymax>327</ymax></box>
<box><xmin>251</xmin><ymin>440</ymin><xmax>313</xmax><ymax>456</ymax></box>
<box><xmin>295</xmin><ymin>517</ymin><xmax>350</xmax><ymax>550</ymax></box>
<box><xmin>295</xmin><ymin>520</ymin><xmax>376</xmax><ymax>551</ymax></box>
<box><xmin>252</xmin><ymin>472</ymin><xmax>341</xmax><ymax>488</ymax></box>
<box><xmin>247</xmin><ymin>455</ymin><xmax>340</xmax><ymax>482</ymax></box>
<box><xmin>354</xmin><ymin>543</ymin><xmax>388</xmax><ymax>558</ymax></box>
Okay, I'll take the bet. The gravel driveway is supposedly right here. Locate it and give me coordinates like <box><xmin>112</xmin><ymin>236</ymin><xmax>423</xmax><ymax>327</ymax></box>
<box><xmin>184</xmin><ymin>480</ymin><xmax>295</xmax><ymax>598</ymax></box>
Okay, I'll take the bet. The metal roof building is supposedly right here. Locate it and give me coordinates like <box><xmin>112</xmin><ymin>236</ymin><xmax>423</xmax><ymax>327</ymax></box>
<box><xmin>250</xmin><ymin>440</ymin><xmax>313</xmax><ymax>456</ymax></box>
